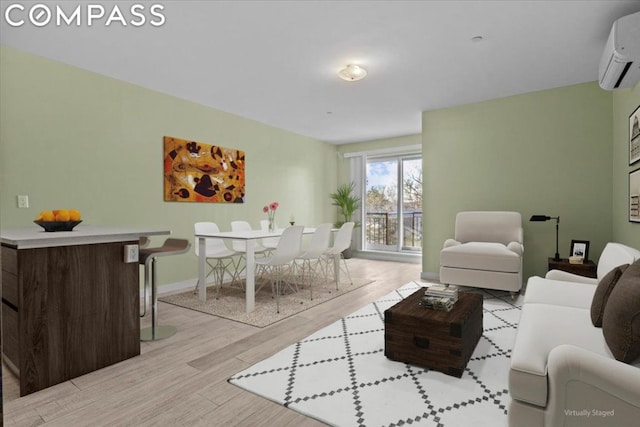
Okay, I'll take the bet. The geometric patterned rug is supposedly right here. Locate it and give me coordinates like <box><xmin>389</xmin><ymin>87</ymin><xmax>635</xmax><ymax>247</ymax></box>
<box><xmin>229</xmin><ymin>281</ymin><xmax>523</xmax><ymax>426</ymax></box>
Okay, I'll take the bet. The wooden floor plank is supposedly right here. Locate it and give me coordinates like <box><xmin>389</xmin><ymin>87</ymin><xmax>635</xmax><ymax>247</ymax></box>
<box><xmin>2</xmin><ymin>258</ymin><xmax>422</xmax><ymax>426</ymax></box>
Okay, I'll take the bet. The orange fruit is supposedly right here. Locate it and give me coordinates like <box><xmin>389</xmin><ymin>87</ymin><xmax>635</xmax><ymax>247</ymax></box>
<box><xmin>55</xmin><ymin>209</ymin><xmax>70</xmax><ymax>221</ymax></box>
<box><xmin>41</xmin><ymin>211</ymin><xmax>55</xmax><ymax>222</ymax></box>
<box><xmin>69</xmin><ymin>209</ymin><xmax>81</xmax><ymax>221</ymax></box>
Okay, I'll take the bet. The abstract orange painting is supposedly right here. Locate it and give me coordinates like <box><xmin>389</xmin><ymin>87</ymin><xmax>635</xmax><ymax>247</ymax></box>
<box><xmin>163</xmin><ymin>136</ymin><xmax>245</xmax><ymax>203</ymax></box>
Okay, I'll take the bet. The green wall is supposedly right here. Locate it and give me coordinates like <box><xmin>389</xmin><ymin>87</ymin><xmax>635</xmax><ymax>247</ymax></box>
<box><xmin>2</xmin><ymin>46</ymin><xmax>635</xmax><ymax>289</ymax></box>
<box><xmin>0</xmin><ymin>46</ymin><xmax>338</xmax><ymax>287</ymax></box>
<box><xmin>612</xmin><ymin>83</ymin><xmax>640</xmax><ymax>248</ymax></box>
<box><xmin>422</xmin><ymin>82</ymin><xmax>614</xmax><ymax>280</ymax></box>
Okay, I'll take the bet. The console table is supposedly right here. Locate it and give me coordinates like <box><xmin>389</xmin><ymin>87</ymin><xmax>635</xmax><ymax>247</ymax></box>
<box><xmin>1</xmin><ymin>225</ymin><xmax>169</xmax><ymax>396</ymax></box>
<box><xmin>547</xmin><ymin>257</ymin><xmax>597</xmax><ymax>278</ymax></box>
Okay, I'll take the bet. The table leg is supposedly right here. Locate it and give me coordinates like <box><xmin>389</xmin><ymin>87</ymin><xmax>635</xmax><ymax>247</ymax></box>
<box><xmin>151</xmin><ymin>258</ymin><xmax>157</xmax><ymax>338</ymax></box>
<box><xmin>334</xmin><ymin>254</ymin><xmax>340</xmax><ymax>290</ymax></box>
<box><xmin>198</xmin><ymin>236</ymin><xmax>207</xmax><ymax>302</ymax></box>
<box><xmin>245</xmin><ymin>240</ymin><xmax>256</xmax><ymax>313</ymax></box>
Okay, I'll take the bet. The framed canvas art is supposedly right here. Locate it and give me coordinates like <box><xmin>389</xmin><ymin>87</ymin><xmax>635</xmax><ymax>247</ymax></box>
<box><xmin>631</xmin><ymin>104</ymin><xmax>640</xmax><ymax>165</ymax></box>
<box><xmin>163</xmin><ymin>136</ymin><xmax>245</xmax><ymax>203</ymax></box>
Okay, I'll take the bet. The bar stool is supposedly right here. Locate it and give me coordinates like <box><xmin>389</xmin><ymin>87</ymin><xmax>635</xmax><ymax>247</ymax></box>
<box><xmin>139</xmin><ymin>236</ymin><xmax>150</xmax><ymax>249</ymax></box>
<box><xmin>139</xmin><ymin>238</ymin><xmax>191</xmax><ymax>341</ymax></box>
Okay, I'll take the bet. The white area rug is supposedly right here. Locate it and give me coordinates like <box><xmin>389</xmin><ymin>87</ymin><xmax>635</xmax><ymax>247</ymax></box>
<box><xmin>229</xmin><ymin>281</ymin><xmax>523</xmax><ymax>426</ymax></box>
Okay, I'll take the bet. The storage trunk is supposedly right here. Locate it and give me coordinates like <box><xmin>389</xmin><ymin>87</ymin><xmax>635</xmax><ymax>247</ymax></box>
<box><xmin>384</xmin><ymin>289</ymin><xmax>483</xmax><ymax>378</ymax></box>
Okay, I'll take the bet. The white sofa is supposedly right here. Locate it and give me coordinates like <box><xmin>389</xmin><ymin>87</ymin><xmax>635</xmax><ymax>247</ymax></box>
<box><xmin>509</xmin><ymin>242</ymin><xmax>640</xmax><ymax>427</ymax></box>
<box><xmin>440</xmin><ymin>211</ymin><xmax>524</xmax><ymax>293</ymax></box>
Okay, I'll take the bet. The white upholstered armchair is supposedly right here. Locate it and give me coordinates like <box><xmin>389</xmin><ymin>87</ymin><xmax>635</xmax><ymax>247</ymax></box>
<box><xmin>439</xmin><ymin>211</ymin><xmax>524</xmax><ymax>294</ymax></box>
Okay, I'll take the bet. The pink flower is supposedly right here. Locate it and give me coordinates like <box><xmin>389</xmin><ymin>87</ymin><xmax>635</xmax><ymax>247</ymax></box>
<box><xmin>263</xmin><ymin>205</ymin><xmax>269</xmax><ymax>213</ymax></box>
<box><xmin>269</xmin><ymin>202</ymin><xmax>279</xmax><ymax>211</ymax></box>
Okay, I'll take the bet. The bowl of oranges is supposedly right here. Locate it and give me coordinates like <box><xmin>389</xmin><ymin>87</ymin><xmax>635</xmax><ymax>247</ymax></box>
<box><xmin>34</xmin><ymin>209</ymin><xmax>82</xmax><ymax>232</ymax></box>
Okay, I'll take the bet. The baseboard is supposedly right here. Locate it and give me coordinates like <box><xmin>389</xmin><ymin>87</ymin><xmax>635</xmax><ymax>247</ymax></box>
<box><xmin>354</xmin><ymin>250</ymin><xmax>421</xmax><ymax>264</ymax></box>
<box><xmin>160</xmin><ymin>278</ymin><xmax>198</xmax><ymax>295</ymax></box>
<box><xmin>421</xmin><ymin>271</ymin><xmax>440</xmax><ymax>281</ymax></box>
<box><xmin>141</xmin><ymin>273</ymin><xmax>241</xmax><ymax>298</ymax></box>
<box><xmin>139</xmin><ymin>279</ymin><xmax>195</xmax><ymax>298</ymax></box>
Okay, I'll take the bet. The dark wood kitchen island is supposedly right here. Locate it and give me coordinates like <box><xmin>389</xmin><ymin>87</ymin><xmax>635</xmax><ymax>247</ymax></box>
<box><xmin>1</xmin><ymin>225</ymin><xmax>169</xmax><ymax>396</ymax></box>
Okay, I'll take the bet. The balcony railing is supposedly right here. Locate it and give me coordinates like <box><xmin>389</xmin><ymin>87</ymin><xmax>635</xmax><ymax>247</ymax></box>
<box><xmin>365</xmin><ymin>211</ymin><xmax>422</xmax><ymax>250</ymax></box>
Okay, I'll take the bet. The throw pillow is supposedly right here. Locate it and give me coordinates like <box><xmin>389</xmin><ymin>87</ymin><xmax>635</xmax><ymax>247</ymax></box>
<box><xmin>590</xmin><ymin>264</ymin><xmax>629</xmax><ymax>327</ymax></box>
<box><xmin>602</xmin><ymin>259</ymin><xmax>640</xmax><ymax>363</ymax></box>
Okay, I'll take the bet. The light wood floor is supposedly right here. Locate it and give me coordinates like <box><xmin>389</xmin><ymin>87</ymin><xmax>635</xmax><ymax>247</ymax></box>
<box><xmin>2</xmin><ymin>258</ymin><xmax>422</xmax><ymax>427</ymax></box>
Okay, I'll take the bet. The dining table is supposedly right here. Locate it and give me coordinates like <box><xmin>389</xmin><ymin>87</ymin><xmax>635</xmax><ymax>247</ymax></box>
<box><xmin>195</xmin><ymin>226</ymin><xmax>338</xmax><ymax>313</ymax></box>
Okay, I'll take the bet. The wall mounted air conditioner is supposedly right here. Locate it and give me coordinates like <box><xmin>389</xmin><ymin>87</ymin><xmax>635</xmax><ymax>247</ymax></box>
<box><xmin>599</xmin><ymin>11</ymin><xmax>640</xmax><ymax>90</ymax></box>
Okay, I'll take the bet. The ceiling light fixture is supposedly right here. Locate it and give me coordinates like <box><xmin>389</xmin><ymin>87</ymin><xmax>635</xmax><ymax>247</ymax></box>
<box><xmin>338</xmin><ymin>64</ymin><xmax>367</xmax><ymax>81</ymax></box>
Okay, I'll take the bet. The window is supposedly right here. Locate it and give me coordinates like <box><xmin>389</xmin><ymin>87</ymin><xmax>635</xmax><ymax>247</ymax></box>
<box><xmin>364</xmin><ymin>155</ymin><xmax>422</xmax><ymax>253</ymax></box>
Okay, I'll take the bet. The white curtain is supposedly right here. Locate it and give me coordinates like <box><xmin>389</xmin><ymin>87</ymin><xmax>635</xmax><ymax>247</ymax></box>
<box><xmin>348</xmin><ymin>154</ymin><xmax>364</xmax><ymax>251</ymax></box>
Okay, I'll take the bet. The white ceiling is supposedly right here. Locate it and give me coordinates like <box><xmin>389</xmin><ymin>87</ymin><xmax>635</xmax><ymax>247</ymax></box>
<box><xmin>2</xmin><ymin>1</ymin><xmax>640</xmax><ymax>144</ymax></box>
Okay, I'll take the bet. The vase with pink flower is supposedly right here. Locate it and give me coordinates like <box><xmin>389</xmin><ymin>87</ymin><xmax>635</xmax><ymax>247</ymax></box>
<box><xmin>263</xmin><ymin>201</ymin><xmax>279</xmax><ymax>232</ymax></box>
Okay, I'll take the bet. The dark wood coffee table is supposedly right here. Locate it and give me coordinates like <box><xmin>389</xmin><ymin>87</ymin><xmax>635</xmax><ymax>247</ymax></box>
<box><xmin>384</xmin><ymin>289</ymin><xmax>483</xmax><ymax>377</ymax></box>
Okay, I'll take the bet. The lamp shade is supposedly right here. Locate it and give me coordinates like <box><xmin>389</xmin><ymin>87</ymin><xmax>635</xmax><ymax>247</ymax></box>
<box><xmin>530</xmin><ymin>215</ymin><xmax>551</xmax><ymax>221</ymax></box>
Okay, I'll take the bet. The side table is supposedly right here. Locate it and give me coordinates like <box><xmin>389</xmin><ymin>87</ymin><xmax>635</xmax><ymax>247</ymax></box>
<box><xmin>548</xmin><ymin>258</ymin><xmax>597</xmax><ymax>278</ymax></box>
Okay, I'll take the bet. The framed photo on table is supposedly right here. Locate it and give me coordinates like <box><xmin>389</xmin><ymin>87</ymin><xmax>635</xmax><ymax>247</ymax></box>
<box><xmin>631</xmin><ymin>104</ymin><xmax>640</xmax><ymax>165</ymax></box>
<box><xmin>570</xmin><ymin>240</ymin><xmax>590</xmax><ymax>261</ymax></box>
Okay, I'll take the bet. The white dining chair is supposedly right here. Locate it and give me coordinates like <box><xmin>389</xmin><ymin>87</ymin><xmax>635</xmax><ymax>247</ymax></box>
<box><xmin>230</xmin><ymin>221</ymin><xmax>269</xmax><ymax>253</ymax></box>
<box><xmin>322</xmin><ymin>222</ymin><xmax>355</xmax><ymax>289</ymax></box>
<box><xmin>295</xmin><ymin>223</ymin><xmax>332</xmax><ymax>300</ymax></box>
<box><xmin>230</xmin><ymin>221</ymin><xmax>268</xmax><ymax>280</ymax></box>
<box><xmin>194</xmin><ymin>222</ymin><xmax>241</xmax><ymax>297</ymax></box>
<box><xmin>255</xmin><ymin>225</ymin><xmax>304</xmax><ymax>313</ymax></box>
<box><xmin>260</xmin><ymin>219</ymin><xmax>280</xmax><ymax>252</ymax></box>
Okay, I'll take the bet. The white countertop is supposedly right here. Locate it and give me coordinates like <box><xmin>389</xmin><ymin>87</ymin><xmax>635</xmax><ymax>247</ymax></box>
<box><xmin>1</xmin><ymin>225</ymin><xmax>170</xmax><ymax>249</ymax></box>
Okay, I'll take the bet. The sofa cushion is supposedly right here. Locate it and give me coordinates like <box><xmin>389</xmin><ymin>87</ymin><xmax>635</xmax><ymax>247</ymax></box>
<box><xmin>454</xmin><ymin>211</ymin><xmax>523</xmax><ymax>246</ymax></box>
<box><xmin>597</xmin><ymin>243</ymin><xmax>640</xmax><ymax>281</ymax></box>
<box><xmin>440</xmin><ymin>242</ymin><xmax>521</xmax><ymax>273</ymax></box>
<box><xmin>602</xmin><ymin>259</ymin><xmax>640</xmax><ymax>363</ymax></box>
<box><xmin>509</xmin><ymin>303</ymin><xmax>611</xmax><ymax>406</ymax></box>
<box><xmin>591</xmin><ymin>264</ymin><xmax>629</xmax><ymax>327</ymax></box>
<box><xmin>524</xmin><ymin>276</ymin><xmax>596</xmax><ymax>309</ymax></box>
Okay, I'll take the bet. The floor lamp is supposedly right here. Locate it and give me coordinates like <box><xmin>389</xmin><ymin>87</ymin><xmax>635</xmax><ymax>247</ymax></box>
<box><xmin>530</xmin><ymin>215</ymin><xmax>560</xmax><ymax>261</ymax></box>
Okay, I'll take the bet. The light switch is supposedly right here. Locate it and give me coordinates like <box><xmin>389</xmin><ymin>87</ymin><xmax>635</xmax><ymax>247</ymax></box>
<box><xmin>17</xmin><ymin>195</ymin><xmax>29</xmax><ymax>208</ymax></box>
